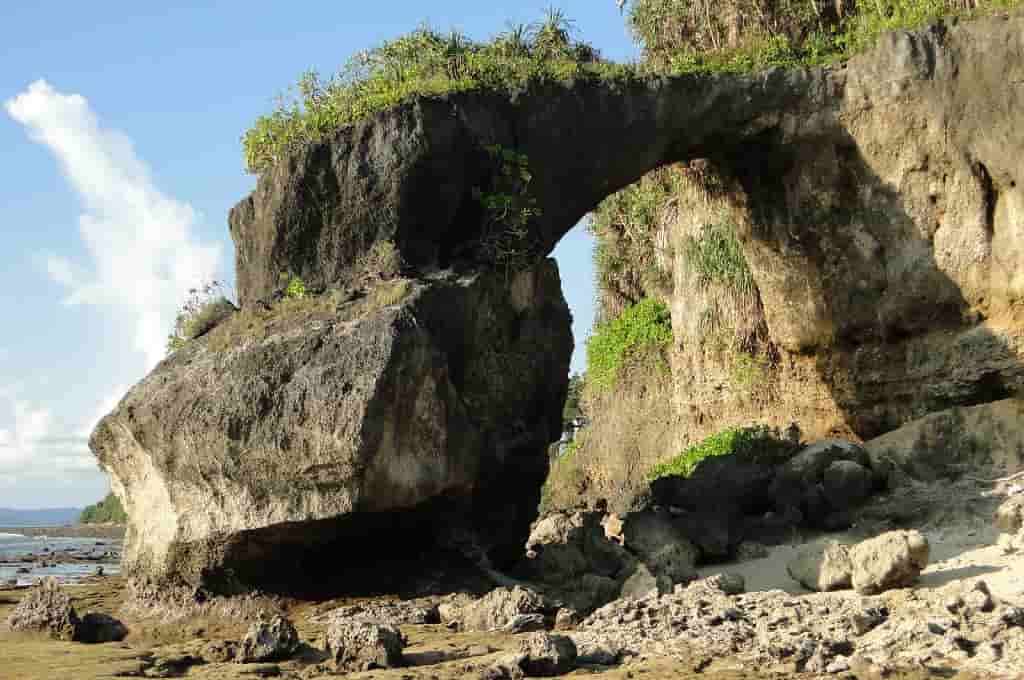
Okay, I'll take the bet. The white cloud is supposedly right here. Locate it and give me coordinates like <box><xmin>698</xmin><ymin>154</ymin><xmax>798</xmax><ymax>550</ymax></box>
<box><xmin>5</xmin><ymin>79</ymin><xmax>222</xmax><ymax>371</ymax></box>
<box><xmin>0</xmin><ymin>394</ymin><xmax>100</xmax><ymax>487</ymax></box>
<box><xmin>0</xmin><ymin>400</ymin><xmax>53</xmax><ymax>469</ymax></box>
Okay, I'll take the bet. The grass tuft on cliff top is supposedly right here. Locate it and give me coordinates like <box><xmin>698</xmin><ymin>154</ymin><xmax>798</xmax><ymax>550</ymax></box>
<box><xmin>243</xmin><ymin>10</ymin><xmax>631</xmax><ymax>174</ymax></box>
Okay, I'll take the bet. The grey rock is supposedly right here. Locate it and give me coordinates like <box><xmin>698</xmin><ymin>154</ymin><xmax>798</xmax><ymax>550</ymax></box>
<box><xmin>91</xmin><ymin>263</ymin><xmax>571</xmax><ymax>597</ymax></box>
<box><xmin>203</xmin><ymin>640</ymin><xmax>239</xmax><ymax>663</ymax></box>
<box><xmin>787</xmin><ymin>541</ymin><xmax>853</xmax><ymax>592</ymax></box>
<box><xmin>735</xmin><ymin>541</ymin><xmax>769</xmax><ymax>562</ymax></box>
<box><xmin>621</xmin><ymin>511</ymin><xmax>699</xmax><ymax>584</ymax></box>
<box><xmin>701</xmin><ymin>572</ymin><xmax>746</xmax><ymax>596</ymax></box>
<box><xmin>237</xmin><ymin>614</ymin><xmax>299</xmax><ymax>663</ymax></box>
<box><xmin>482</xmin><ymin>653</ymin><xmax>527</xmax><ymax>680</ymax></box>
<box><xmin>517</xmin><ymin>633</ymin><xmax>578</xmax><ymax>677</ymax></box>
<box><xmin>461</xmin><ymin>586</ymin><xmax>548</xmax><ymax>632</ymax></box>
<box><xmin>850</xmin><ymin>530</ymin><xmax>930</xmax><ymax>595</ymax></box>
<box><xmin>5</xmin><ymin>577</ymin><xmax>79</xmax><ymax>641</ymax></box>
<box><xmin>823</xmin><ymin>460</ymin><xmax>873</xmax><ymax>511</ymax></box>
<box><xmin>503</xmin><ymin>613</ymin><xmax>547</xmax><ymax>633</ymax></box>
<box><xmin>76</xmin><ymin>612</ymin><xmax>128</xmax><ymax>644</ymax></box>
<box><xmin>995</xmin><ymin>496</ymin><xmax>1024</xmax><ymax>534</ymax></box>
<box><xmin>619</xmin><ymin>562</ymin><xmax>669</xmax><ymax>600</ymax></box>
<box><xmin>325</xmin><ymin>619</ymin><xmax>405</xmax><ymax>671</ymax></box>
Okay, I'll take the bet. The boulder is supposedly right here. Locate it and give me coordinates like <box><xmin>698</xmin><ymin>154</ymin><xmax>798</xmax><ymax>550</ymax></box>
<box><xmin>995</xmin><ymin>496</ymin><xmax>1024</xmax><ymax>534</ymax></box>
<box><xmin>850</xmin><ymin>530</ymin><xmax>930</xmax><ymax>595</ymax></box>
<box><xmin>237</xmin><ymin>614</ymin><xmax>300</xmax><ymax>663</ymax></box>
<box><xmin>619</xmin><ymin>562</ymin><xmax>668</xmax><ymax>600</ymax></box>
<box><xmin>325</xmin><ymin>619</ymin><xmax>405</xmax><ymax>671</ymax></box>
<box><xmin>517</xmin><ymin>633</ymin><xmax>578</xmax><ymax>677</ymax></box>
<box><xmin>823</xmin><ymin>461</ymin><xmax>873</xmax><ymax>511</ymax></box>
<box><xmin>76</xmin><ymin>612</ymin><xmax>128</xmax><ymax>644</ymax></box>
<box><xmin>5</xmin><ymin>577</ymin><xmax>79</xmax><ymax>640</ymax></box>
<box><xmin>674</xmin><ymin>510</ymin><xmax>737</xmax><ymax>560</ymax></box>
<box><xmin>866</xmin><ymin>401</ymin><xmax>1024</xmax><ymax>483</ymax></box>
<box><xmin>524</xmin><ymin>511</ymin><xmax>629</xmax><ymax>583</ymax></box>
<box><xmin>775</xmin><ymin>441</ymin><xmax>871</xmax><ymax>511</ymax></box>
<box><xmin>461</xmin><ymin>586</ymin><xmax>548</xmax><ymax>632</ymax></box>
<box><xmin>620</xmin><ymin>512</ymin><xmax>698</xmax><ymax>584</ymax></box>
<box><xmin>787</xmin><ymin>541</ymin><xmax>853</xmax><ymax>592</ymax></box>
<box><xmin>693</xmin><ymin>573</ymin><xmax>746</xmax><ymax>596</ymax></box>
<box><xmin>90</xmin><ymin>264</ymin><xmax>571</xmax><ymax>597</ymax></box>
<box><xmin>649</xmin><ymin>456</ymin><xmax>775</xmax><ymax>515</ymax></box>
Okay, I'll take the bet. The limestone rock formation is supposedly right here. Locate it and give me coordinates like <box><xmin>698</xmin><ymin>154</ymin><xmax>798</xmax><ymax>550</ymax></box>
<box><xmin>325</xmin><ymin>619</ymin><xmax>405</xmax><ymax>671</ymax></box>
<box><xmin>850</xmin><ymin>530</ymin><xmax>930</xmax><ymax>595</ymax></box>
<box><xmin>93</xmin><ymin>9</ymin><xmax>1024</xmax><ymax>596</ymax></box>
<box><xmin>459</xmin><ymin>586</ymin><xmax>549</xmax><ymax>633</ymax></box>
<box><xmin>6</xmin><ymin>577</ymin><xmax>79</xmax><ymax>641</ymax></box>
<box><xmin>91</xmin><ymin>265</ymin><xmax>571</xmax><ymax>596</ymax></box>
<box><xmin>237</xmin><ymin>614</ymin><xmax>300</xmax><ymax>663</ymax></box>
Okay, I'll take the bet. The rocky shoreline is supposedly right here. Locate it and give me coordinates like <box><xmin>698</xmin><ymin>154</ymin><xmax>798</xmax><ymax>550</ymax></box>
<box><xmin>0</xmin><ymin>525</ymin><xmax>125</xmax><ymax>540</ymax></box>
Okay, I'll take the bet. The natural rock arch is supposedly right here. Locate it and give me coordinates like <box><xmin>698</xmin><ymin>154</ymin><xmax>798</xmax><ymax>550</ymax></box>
<box><xmin>93</xmin><ymin>14</ymin><xmax>1024</xmax><ymax>599</ymax></box>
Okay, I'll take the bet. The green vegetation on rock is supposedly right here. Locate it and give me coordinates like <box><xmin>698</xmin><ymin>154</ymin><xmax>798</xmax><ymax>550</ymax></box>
<box><xmin>646</xmin><ymin>425</ymin><xmax>793</xmax><ymax>481</ymax></box>
<box><xmin>79</xmin><ymin>493</ymin><xmax>127</xmax><ymax>524</ymax></box>
<box><xmin>243</xmin><ymin>1</ymin><xmax>1020</xmax><ymax>174</ymax></box>
<box><xmin>586</xmin><ymin>297</ymin><xmax>673</xmax><ymax>392</ymax></box>
<box><xmin>243</xmin><ymin>11</ymin><xmax>627</xmax><ymax>173</ymax></box>
<box><xmin>165</xmin><ymin>282</ymin><xmax>237</xmax><ymax>355</ymax></box>
<box><xmin>628</xmin><ymin>0</ymin><xmax>1022</xmax><ymax>73</ymax></box>
<box><xmin>474</xmin><ymin>145</ymin><xmax>542</xmax><ymax>270</ymax></box>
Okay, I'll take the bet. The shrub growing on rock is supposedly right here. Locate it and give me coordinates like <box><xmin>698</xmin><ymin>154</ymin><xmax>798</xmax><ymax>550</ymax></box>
<box><xmin>646</xmin><ymin>425</ymin><xmax>793</xmax><ymax>482</ymax></box>
<box><xmin>586</xmin><ymin>297</ymin><xmax>673</xmax><ymax>392</ymax></box>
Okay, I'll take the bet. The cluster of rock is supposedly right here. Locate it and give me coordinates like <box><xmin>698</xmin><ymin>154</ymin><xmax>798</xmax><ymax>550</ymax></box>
<box><xmin>649</xmin><ymin>439</ymin><xmax>884</xmax><ymax>561</ymax></box>
<box><xmin>4</xmin><ymin>577</ymin><xmax>127</xmax><ymax>643</ymax></box>
<box><xmin>787</xmin><ymin>529</ymin><xmax>930</xmax><ymax>595</ymax></box>
<box><xmin>572</xmin><ymin>570</ymin><xmax>1024</xmax><ymax>676</ymax></box>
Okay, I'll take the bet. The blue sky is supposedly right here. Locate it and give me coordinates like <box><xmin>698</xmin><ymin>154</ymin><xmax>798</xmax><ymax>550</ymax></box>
<box><xmin>0</xmin><ymin>1</ymin><xmax>636</xmax><ymax>509</ymax></box>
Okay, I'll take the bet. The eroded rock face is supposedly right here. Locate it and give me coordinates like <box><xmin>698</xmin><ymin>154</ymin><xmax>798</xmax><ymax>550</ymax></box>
<box><xmin>5</xmin><ymin>577</ymin><xmax>79</xmax><ymax>640</ymax></box>
<box><xmin>91</xmin><ymin>264</ymin><xmax>570</xmax><ymax>597</ymax></box>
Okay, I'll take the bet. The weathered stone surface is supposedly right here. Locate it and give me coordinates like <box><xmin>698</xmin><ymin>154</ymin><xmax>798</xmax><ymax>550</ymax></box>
<box><xmin>5</xmin><ymin>577</ymin><xmax>79</xmax><ymax>640</ymax></box>
<box><xmin>237</xmin><ymin>614</ymin><xmax>299</xmax><ymax>663</ymax></box>
<box><xmin>787</xmin><ymin>541</ymin><xmax>853</xmax><ymax>592</ymax></box>
<box><xmin>325</xmin><ymin>619</ymin><xmax>404</xmax><ymax>671</ymax></box>
<box><xmin>620</xmin><ymin>512</ymin><xmax>698</xmax><ymax>585</ymax></box>
<box><xmin>91</xmin><ymin>264</ymin><xmax>571</xmax><ymax>596</ymax></box>
<box><xmin>619</xmin><ymin>562</ymin><xmax>668</xmax><ymax>601</ymax></box>
<box><xmin>823</xmin><ymin>461</ymin><xmax>873</xmax><ymax>511</ymax></box>
<box><xmin>995</xmin><ymin>495</ymin><xmax>1024</xmax><ymax>534</ymax></box>
<box><xmin>460</xmin><ymin>586</ymin><xmax>548</xmax><ymax>632</ymax></box>
<box><xmin>867</xmin><ymin>400</ymin><xmax>1024</xmax><ymax>483</ymax></box>
<box><xmin>517</xmin><ymin>633</ymin><xmax>578</xmax><ymax>677</ymax></box>
<box><xmin>850</xmin><ymin>530</ymin><xmax>930</xmax><ymax>595</ymax></box>
<box><xmin>523</xmin><ymin>511</ymin><xmax>629</xmax><ymax>583</ymax></box>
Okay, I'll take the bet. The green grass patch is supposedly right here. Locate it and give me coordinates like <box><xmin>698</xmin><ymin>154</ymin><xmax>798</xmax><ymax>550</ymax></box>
<box><xmin>586</xmin><ymin>297</ymin><xmax>673</xmax><ymax>392</ymax></box>
<box><xmin>646</xmin><ymin>425</ymin><xmax>794</xmax><ymax>482</ymax></box>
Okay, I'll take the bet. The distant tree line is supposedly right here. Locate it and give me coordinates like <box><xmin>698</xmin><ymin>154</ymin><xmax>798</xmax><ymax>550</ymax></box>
<box><xmin>79</xmin><ymin>492</ymin><xmax>127</xmax><ymax>524</ymax></box>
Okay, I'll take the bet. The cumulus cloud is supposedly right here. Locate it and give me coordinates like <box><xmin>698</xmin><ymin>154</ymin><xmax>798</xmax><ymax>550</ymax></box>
<box><xmin>0</xmin><ymin>400</ymin><xmax>54</xmax><ymax>469</ymax></box>
<box><xmin>0</xmin><ymin>392</ymin><xmax>106</xmax><ymax>497</ymax></box>
<box><xmin>5</xmin><ymin>80</ymin><xmax>222</xmax><ymax>370</ymax></box>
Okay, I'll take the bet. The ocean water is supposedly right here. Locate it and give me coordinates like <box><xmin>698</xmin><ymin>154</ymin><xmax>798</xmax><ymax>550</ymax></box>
<box><xmin>0</xmin><ymin>531</ymin><xmax>121</xmax><ymax>586</ymax></box>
